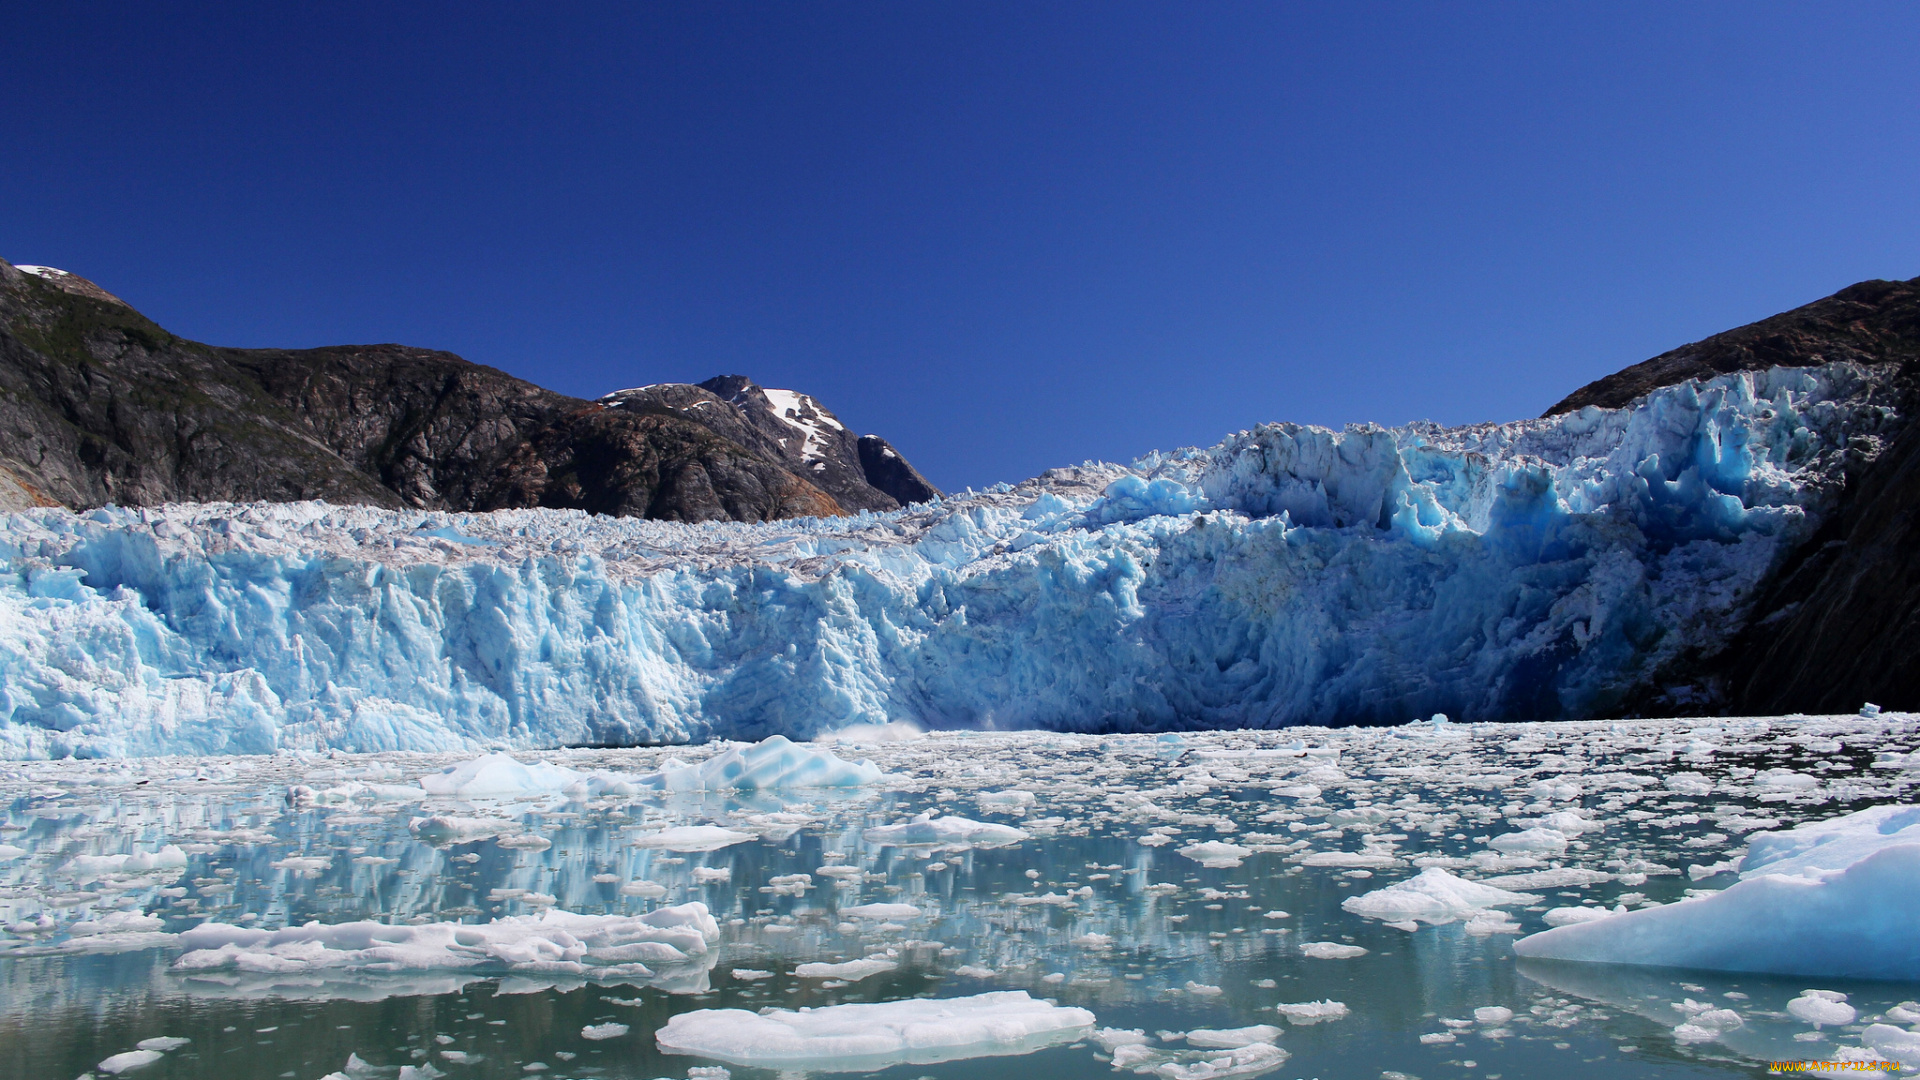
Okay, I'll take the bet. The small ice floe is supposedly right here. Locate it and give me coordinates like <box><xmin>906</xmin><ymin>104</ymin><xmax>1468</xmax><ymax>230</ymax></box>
<box><xmin>1514</xmin><ymin>804</ymin><xmax>1920</xmax><ymax>980</ymax></box>
<box><xmin>96</xmin><ymin>1049</ymin><xmax>165</xmax><ymax>1073</ymax></box>
<box><xmin>977</xmin><ymin>789</ymin><xmax>1037</xmax><ymax>810</ymax></box>
<box><xmin>1787</xmin><ymin>990</ymin><xmax>1857</xmax><ymax>1027</ymax></box>
<box><xmin>1177</xmin><ymin>840</ymin><xmax>1253</xmax><ymax>868</ymax></box>
<box><xmin>1473</xmin><ymin>1007</ymin><xmax>1513</xmax><ymax>1025</ymax></box>
<box><xmin>1300</xmin><ymin>941</ymin><xmax>1367</xmax><ymax>959</ymax></box>
<box><xmin>59</xmin><ymin>846</ymin><xmax>188</xmax><ymax>884</ymax></box>
<box><xmin>418</xmin><ymin>753</ymin><xmax>588</xmax><ymax>798</ymax></box>
<box><xmin>1273</xmin><ymin>1000</ymin><xmax>1348</xmax><ymax>1024</ymax></box>
<box><xmin>580</xmin><ymin>1022</ymin><xmax>628</xmax><ymax>1041</ymax></box>
<box><xmin>408</xmin><ymin>815</ymin><xmax>515</xmax><ymax>844</ymax></box>
<box><xmin>628</xmin><ymin>825</ymin><xmax>756</xmax><ymax>852</ymax></box>
<box><xmin>655</xmin><ymin>990</ymin><xmax>1094</xmax><ymax>1069</ymax></box>
<box><xmin>1109</xmin><ymin>1039</ymin><xmax>1288</xmax><ymax>1078</ymax></box>
<box><xmin>639</xmin><ymin>735</ymin><xmax>886</xmax><ymax>791</ymax></box>
<box><xmin>1181</xmin><ymin>1025</ymin><xmax>1282</xmax><ymax>1048</ymax></box>
<box><xmin>793</xmin><ymin>958</ymin><xmax>896</xmax><ymax>981</ymax></box>
<box><xmin>1487</xmin><ymin>828</ymin><xmax>1569</xmax><ymax>854</ymax></box>
<box><xmin>1340</xmin><ymin>867</ymin><xmax>1530</xmax><ymax>926</ymax></box>
<box><xmin>135</xmin><ymin>1038</ymin><xmax>190</xmax><ymax>1052</ymax></box>
<box><xmin>863</xmin><ymin>814</ymin><xmax>1028</xmax><ymax>849</ymax></box>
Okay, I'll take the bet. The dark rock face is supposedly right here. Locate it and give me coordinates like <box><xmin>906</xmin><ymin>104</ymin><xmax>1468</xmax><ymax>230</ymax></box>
<box><xmin>1545</xmin><ymin>273</ymin><xmax>1920</xmax><ymax>715</ymax></box>
<box><xmin>599</xmin><ymin>375</ymin><xmax>941</xmax><ymax>512</ymax></box>
<box><xmin>0</xmin><ymin>258</ymin><xmax>929</xmax><ymax>521</ymax></box>
<box><xmin>1546</xmin><ymin>276</ymin><xmax>1920</xmax><ymax>415</ymax></box>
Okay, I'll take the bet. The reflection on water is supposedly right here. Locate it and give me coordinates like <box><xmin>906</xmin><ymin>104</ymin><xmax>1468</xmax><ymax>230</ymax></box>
<box><xmin>2</xmin><ymin>719</ymin><xmax>1916</xmax><ymax>1078</ymax></box>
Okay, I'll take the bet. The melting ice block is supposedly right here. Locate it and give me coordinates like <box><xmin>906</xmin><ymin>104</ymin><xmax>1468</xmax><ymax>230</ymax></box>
<box><xmin>655</xmin><ymin>990</ymin><xmax>1095</xmax><ymax>1069</ymax></box>
<box><xmin>639</xmin><ymin>735</ymin><xmax>886</xmax><ymax>791</ymax></box>
<box><xmin>1513</xmin><ymin>804</ymin><xmax>1920</xmax><ymax>980</ymax></box>
<box><xmin>627</xmin><ymin>825</ymin><xmax>756</xmax><ymax>852</ymax></box>
<box><xmin>864</xmin><ymin>814</ymin><xmax>1028</xmax><ymax>848</ymax></box>
<box><xmin>418</xmin><ymin>753</ymin><xmax>586</xmax><ymax>798</ymax></box>
<box><xmin>1342</xmin><ymin>867</ymin><xmax>1531</xmax><ymax>925</ymax></box>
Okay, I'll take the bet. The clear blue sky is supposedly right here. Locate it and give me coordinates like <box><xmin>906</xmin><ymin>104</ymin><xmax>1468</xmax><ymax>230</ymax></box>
<box><xmin>3</xmin><ymin>4</ymin><xmax>1916</xmax><ymax>492</ymax></box>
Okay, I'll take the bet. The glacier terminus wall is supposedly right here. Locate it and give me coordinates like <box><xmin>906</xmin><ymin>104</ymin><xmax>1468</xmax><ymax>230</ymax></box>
<box><xmin>0</xmin><ymin>362</ymin><xmax>1901</xmax><ymax>758</ymax></box>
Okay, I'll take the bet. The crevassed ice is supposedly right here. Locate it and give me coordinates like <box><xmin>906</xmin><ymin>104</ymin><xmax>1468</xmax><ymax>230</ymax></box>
<box><xmin>0</xmin><ymin>362</ymin><xmax>1896</xmax><ymax>757</ymax></box>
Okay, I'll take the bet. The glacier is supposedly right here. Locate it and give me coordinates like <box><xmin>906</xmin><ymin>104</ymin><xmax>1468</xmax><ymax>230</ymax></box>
<box><xmin>0</xmin><ymin>361</ymin><xmax>1899</xmax><ymax>758</ymax></box>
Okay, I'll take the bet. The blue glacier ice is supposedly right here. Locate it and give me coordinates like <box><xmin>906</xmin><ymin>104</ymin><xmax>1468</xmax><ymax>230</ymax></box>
<box><xmin>0</xmin><ymin>362</ymin><xmax>1899</xmax><ymax>758</ymax></box>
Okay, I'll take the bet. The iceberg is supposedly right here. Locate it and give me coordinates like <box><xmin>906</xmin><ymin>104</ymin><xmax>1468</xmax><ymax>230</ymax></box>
<box><xmin>0</xmin><ymin>362</ymin><xmax>1897</xmax><ymax>758</ymax></box>
<box><xmin>863</xmin><ymin>814</ymin><xmax>1029</xmax><ymax>848</ymax></box>
<box><xmin>637</xmin><ymin>734</ymin><xmax>885</xmax><ymax>791</ymax></box>
<box><xmin>654</xmin><ymin>990</ymin><xmax>1095</xmax><ymax>1069</ymax></box>
<box><xmin>1341</xmin><ymin>867</ymin><xmax>1532</xmax><ymax>925</ymax></box>
<box><xmin>1512</xmin><ymin>804</ymin><xmax>1920</xmax><ymax>980</ymax></box>
<box><xmin>417</xmin><ymin>753</ymin><xmax>587</xmax><ymax>798</ymax></box>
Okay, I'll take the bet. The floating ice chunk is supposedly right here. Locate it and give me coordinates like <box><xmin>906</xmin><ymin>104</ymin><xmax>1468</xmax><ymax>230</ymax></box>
<box><xmin>976</xmin><ymin>790</ymin><xmax>1037</xmax><ymax>810</ymax></box>
<box><xmin>952</xmin><ymin>965</ymin><xmax>996</xmax><ymax>979</ymax></box>
<box><xmin>1543</xmin><ymin>906</ymin><xmax>1615</xmax><ymax>927</ymax></box>
<box><xmin>1664</xmin><ymin>772</ymin><xmax>1714</xmax><ymax>796</ymax></box>
<box><xmin>1183</xmin><ymin>1025</ymin><xmax>1282</xmax><ymax>1049</ymax></box>
<box><xmin>0</xmin><ymin>843</ymin><xmax>24</xmax><ymax>860</ymax></box>
<box><xmin>135</xmin><ymin>1037</ymin><xmax>191</xmax><ymax>1052</ymax></box>
<box><xmin>838</xmin><ymin>903</ymin><xmax>921</xmax><ymax>920</ymax></box>
<box><xmin>1488</xmin><ymin>828</ymin><xmax>1569</xmax><ymax>854</ymax></box>
<box><xmin>655</xmin><ymin>990</ymin><xmax>1094</xmax><ymax>1069</ymax></box>
<box><xmin>1273</xmin><ymin>1000</ymin><xmax>1347</xmax><ymax>1023</ymax></box>
<box><xmin>1863</xmin><ymin>1024</ymin><xmax>1920</xmax><ymax>1071</ymax></box>
<box><xmin>1474</xmin><ymin>1006</ymin><xmax>1513</xmax><ymax>1025</ymax></box>
<box><xmin>1752</xmin><ymin>768</ymin><xmax>1820</xmax><ymax>791</ymax></box>
<box><xmin>419</xmin><ymin>753</ymin><xmax>587</xmax><ymax>798</ymax></box>
<box><xmin>640</xmin><ymin>735</ymin><xmax>885</xmax><ymax>791</ymax></box>
<box><xmin>1093</xmin><ymin>1028</ymin><xmax>1153</xmax><ymax>1051</ymax></box>
<box><xmin>1787</xmin><ymin>991</ymin><xmax>1856</xmax><ymax>1027</ymax></box>
<box><xmin>1672</xmin><ymin>1008</ymin><xmax>1743</xmax><ymax>1043</ymax></box>
<box><xmin>1513</xmin><ymin>841</ymin><xmax>1920</xmax><ymax>980</ymax></box>
<box><xmin>864</xmin><ymin>814</ymin><xmax>1028</xmax><ymax>848</ymax></box>
<box><xmin>1300</xmin><ymin>941</ymin><xmax>1367</xmax><ymax>959</ymax></box>
<box><xmin>793</xmin><ymin>958</ymin><xmax>896</xmax><ymax>981</ymax></box>
<box><xmin>1110</xmin><ymin>1040</ymin><xmax>1289</xmax><ymax>1078</ymax></box>
<box><xmin>1340</xmin><ymin>867</ymin><xmax>1530</xmax><ymax>925</ymax></box>
<box><xmin>1861</xmin><ymin>703</ymin><xmax>1883</xmax><ymax>718</ymax></box>
<box><xmin>580</xmin><ymin>1022</ymin><xmax>628</xmax><ymax>1041</ymax></box>
<box><xmin>1178</xmin><ymin>841</ymin><xmax>1253</xmax><ymax>868</ymax></box>
<box><xmin>628</xmin><ymin>825</ymin><xmax>755</xmax><ymax>852</ymax></box>
<box><xmin>619</xmin><ymin>880</ymin><xmax>667</xmax><ymax>898</ymax></box>
<box><xmin>1477</xmin><ymin>867</ymin><xmax>1612</xmax><ymax>890</ymax></box>
<box><xmin>173</xmin><ymin>903</ymin><xmax>718</xmax><ymax>979</ymax></box>
<box><xmin>271</xmin><ymin>855</ymin><xmax>332</xmax><ymax>876</ymax></box>
<box><xmin>97</xmin><ymin>1050</ymin><xmax>165</xmax><ymax>1073</ymax></box>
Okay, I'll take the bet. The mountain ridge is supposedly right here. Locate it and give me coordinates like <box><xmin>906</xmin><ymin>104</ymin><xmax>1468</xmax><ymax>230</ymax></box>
<box><xmin>0</xmin><ymin>258</ymin><xmax>940</xmax><ymax>521</ymax></box>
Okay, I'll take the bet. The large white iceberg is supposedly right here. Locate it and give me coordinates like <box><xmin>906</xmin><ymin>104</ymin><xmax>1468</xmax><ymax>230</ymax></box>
<box><xmin>0</xmin><ymin>363</ymin><xmax>1896</xmax><ymax>757</ymax></box>
<box><xmin>654</xmin><ymin>990</ymin><xmax>1095</xmax><ymax>1069</ymax></box>
<box><xmin>1513</xmin><ymin>804</ymin><xmax>1920</xmax><ymax>980</ymax></box>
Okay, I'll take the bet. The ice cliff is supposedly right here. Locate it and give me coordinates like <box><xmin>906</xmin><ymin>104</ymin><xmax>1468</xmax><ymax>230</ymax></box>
<box><xmin>0</xmin><ymin>362</ymin><xmax>1899</xmax><ymax>758</ymax></box>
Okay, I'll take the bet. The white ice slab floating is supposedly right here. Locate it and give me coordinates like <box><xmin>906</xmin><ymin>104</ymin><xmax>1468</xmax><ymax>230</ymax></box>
<box><xmin>1341</xmin><ymin>867</ymin><xmax>1531</xmax><ymax>925</ymax></box>
<box><xmin>654</xmin><ymin>990</ymin><xmax>1095</xmax><ymax>1069</ymax></box>
<box><xmin>1513</xmin><ymin>804</ymin><xmax>1920</xmax><ymax>980</ymax></box>
<box><xmin>863</xmin><ymin>814</ymin><xmax>1028</xmax><ymax>848</ymax></box>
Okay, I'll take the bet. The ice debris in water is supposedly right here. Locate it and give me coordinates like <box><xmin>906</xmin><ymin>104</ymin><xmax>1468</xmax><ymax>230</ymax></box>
<box><xmin>1273</xmin><ymin>1000</ymin><xmax>1348</xmax><ymax>1024</ymax></box>
<box><xmin>96</xmin><ymin>1049</ymin><xmax>166</xmax><ymax>1073</ymax></box>
<box><xmin>627</xmin><ymin>825</ymin><xmax>757</xmax><ymax>852</ymax></box>
<box><xmin>1514</xmin><ymin>804</ymin><xmax>1920</xmax><ymax>980</ymax></box>
<box><xmin>173</xmin><ymin>904</ymin><xmax>719</xmax><ymax>980</ymax></box>
<box><xmin>654</xmin><ymin>990</ymin><xmax>1094</xmax><ymax>1069</ymax></box>
<box><xmin>863</xmin><ymin>814</ymin><xmax>1029</xmax><ymax>848</ymax></box>
<box><xmin>638</xmin><ymin>735</ymin><xmax>886</xmax><ymax>791</ymax></box>
<box><xmin>1786</xmin><ymin>990</ymin><xmax>1857</xmax><ymax>1027</ymax></box>
<box><xmin>1340</xmin><ymin>867</ymin><xmax>1531</xmax><ymax>926</ymax></box>
<box><xmin>0</xmin><ymin>362</ymin><xmax>1897</xmax><ymax>758</ymax></box>
<box><xmin>579</xmin><ymin>1022</ymin><xmax>628</xmax><ymax>1041</ymax></box>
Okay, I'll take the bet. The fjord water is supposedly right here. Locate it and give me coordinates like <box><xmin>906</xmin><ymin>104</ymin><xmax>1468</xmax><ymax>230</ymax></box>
<box><xmin>3</xmin><ymin>717</ymin><xmax>1916</xmax><ymax>1079</ymax></box>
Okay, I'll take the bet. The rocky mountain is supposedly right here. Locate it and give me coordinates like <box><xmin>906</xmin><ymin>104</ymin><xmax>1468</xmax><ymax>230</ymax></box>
<box><xmin>599</xmin><ymin>376</ymin><xmax>938</xmax><ymax>513</ymax></box>
<box><xmin>0</xmin><ymin>258</ymin><xmax>939</xmax><ymax>521</ymax></box>
<box><xmin>1548</xmin><ymin>274</ymin><xmax>1920</xmax><ymax>718</ymax></box>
